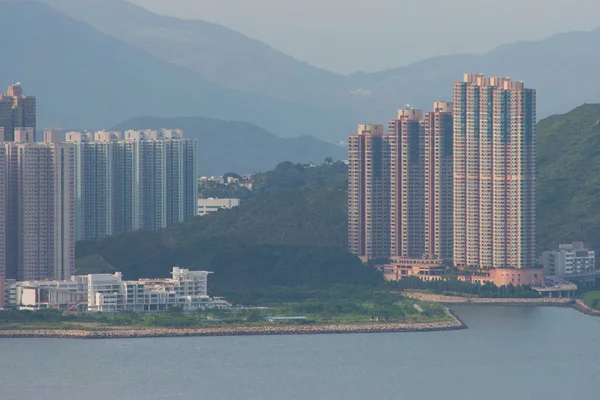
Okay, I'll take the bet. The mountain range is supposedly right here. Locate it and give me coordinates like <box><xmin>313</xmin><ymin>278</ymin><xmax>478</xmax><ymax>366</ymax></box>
<box><xmin>1</xmin><ymin>0</ymin><xmax>599</xmax><ymax>149</ymax></box>
<box><xmin>111</xmin><ymin>116</ymin><xmax>346</xmax><ymax>175</ymax></box>
<box><xmin>0</xmin><ymin>0</ymin><xmax>353</xmax><ymax>140</ymax></box>
<box><xmin>45</xmin><ymin>0</ymin><xmax>600</xmax><ymax>133</ymax></box>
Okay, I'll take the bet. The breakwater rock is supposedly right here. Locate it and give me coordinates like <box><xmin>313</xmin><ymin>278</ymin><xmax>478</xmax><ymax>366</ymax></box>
<box><xmin>0</xmin><ymin>310</ymin><xmax>466</xmax><ymax>339</ymax></box>
<box><xmin>572</xmin><ymin>300</ymin><xmax>600</xmax><ymax>317</ymax></box>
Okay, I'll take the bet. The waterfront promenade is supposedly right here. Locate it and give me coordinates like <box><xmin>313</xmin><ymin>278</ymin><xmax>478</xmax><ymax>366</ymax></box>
<box><xmin>402</xmin><ymin>292</ymin><xmax>574</xmax><ymax>305</ymax></box>
<box><xmin>402</xmin><ymin>292</ymin><xmax>600</xmax><ymax>317</ymax></box>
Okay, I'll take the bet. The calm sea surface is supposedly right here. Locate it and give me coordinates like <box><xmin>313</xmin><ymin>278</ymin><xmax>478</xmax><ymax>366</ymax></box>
<box><xmin>1</xmin><ymin>306</ymin><xmax>599</xmax><ymax>400</ymax></box>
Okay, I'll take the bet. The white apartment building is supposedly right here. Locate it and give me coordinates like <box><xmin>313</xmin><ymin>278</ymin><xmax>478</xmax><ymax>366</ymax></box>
<box><xmin>11</xmin><ymin>267</ymin><xmax>230</xmax><ymax>313</ymax></box>
<box><xmin>540</xmin><ymin>242</ymin><xmax>596</xmax><ymax>277</ymax></box>
<box><xmin>197</xmin><ymin>198</ymin><xmax>240</xmax><ymax>216</ymax></box>
<box><xmin>66</xmin><ymin>129</ymin><xmax>197</xmax><ymax>239</ymax></box>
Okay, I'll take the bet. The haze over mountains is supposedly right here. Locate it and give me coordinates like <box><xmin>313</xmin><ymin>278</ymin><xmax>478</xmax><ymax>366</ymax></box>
<box><xmin>2</xmin><ymin>0</ymin><xmax>600</xmax><ymax>148</ymax></box>
<box><xmin>0</xmin><ymin>0</ymin><xmax>352</xmax><ymax>141</ymax></box>
<box><xmin>111</xmin><ymin>116</ymin><xmax>346</xmax><ymax>176</ymax></box>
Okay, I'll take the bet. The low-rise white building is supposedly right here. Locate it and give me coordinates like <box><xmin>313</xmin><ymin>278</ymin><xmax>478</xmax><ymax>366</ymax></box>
<box><xmin>9</xmin><ymin>267</ymin><xmax>230</xmax><ymax>313</ymax></box>
<box><xmin>540</xmin><ymin>242</ymin><xmax>596</xmax><ymax>277</ymax></box>
<box><xmin>197</xmin><ymin>198</ymin><xmax>240</xmax><ymax>216</ymax></box>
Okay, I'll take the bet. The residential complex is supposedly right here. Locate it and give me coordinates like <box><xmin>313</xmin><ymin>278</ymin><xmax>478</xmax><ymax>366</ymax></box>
<box><xmin>348</xmin><ymin>124</ymin><xmax>390</xmax><ymax>261</ymax></box>
<box><xmin>0</xmin><ymin>83</ymin><xmax>36</xmax><ymax>142</ymax></box>
<box><xmin>197</xmin><ymin>198</ymin><xmax>241</xmax><ymax>216</ymax></box>
<box><xmin>453</xmin><ymin>74</ymin><xmax>536</xmax><ymax>270</ymax></box>
<box><xmin>540</xmin><ymin>242</ymin><xmax>596</xmax><ymax>277</ymax></box>
<box><xmin>348</xmin><ymin>74</ymin><xmax>540</xmax><ymax>284</ymax></box>
<box><xmin>66</xmin><ymin>129</ymin><xmax>197</xmax><ymax>240</ymax></box>
<box><xmin>8</xmin><ymin>267</ymin><xmax>230</xmax><ymax>313</ymax></box>
<box><xmin>348</xmin><ymin>103</ymin><xmax>454</xmax><ymax>266</ymax></box>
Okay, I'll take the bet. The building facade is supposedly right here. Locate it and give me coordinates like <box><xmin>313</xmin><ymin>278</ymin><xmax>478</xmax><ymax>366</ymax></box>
<box><xmin>540</xmin><ymin>242</ymin><xmax>596</xmax><ymax>277</ymax></box>
<box><xmin>2</xmin><ymin>131</ymin><xmax>75</xmax><ymax>281</ymax></box>
<box><xmin>348</xmin><ymin>124</ymin><xmax>390</xmax><ymax>261</ymax></box>
<box><xmin>0</xmin><ymin>144</ymin><xmax>5</xmax><ymax>308</ymax></box>
<box><xmin>453</xmin><ymin>74</ymin><xmax>536</xmax><ymax>269</ymax></box>
<box><xmin>197</xmin><ymin>198</ymin><xmax>241</xmax><ymax>216</ymax></box>
<box><xmin>66</xmin><ymin>129</ymin><xmax>197</xmax><ymax>239</ymax></box>
<box><xmin>0</xmin><ymin>83</ymin><xmax>36</xmax><ymax>142</ymax></box>
<box><xmin>348</xmin><ymin>103</ymin><xmax>454</xmax><ymax>265</ymax></box>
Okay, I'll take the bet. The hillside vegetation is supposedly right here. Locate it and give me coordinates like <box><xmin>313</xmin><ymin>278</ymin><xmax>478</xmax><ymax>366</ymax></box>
<box><xmin>536</xmin><ymin>104</ymin><xmax>600</xmax><ymax>251</ymax></box>
<box><xmin>76</xmin><ymin>162</ymin><xmax>377</xmax><ymax>292</ymax></box>
<box><xmin>78</xmin><ymin>103</ymin><xmax>600</xmax><ymax>291</ymax></box>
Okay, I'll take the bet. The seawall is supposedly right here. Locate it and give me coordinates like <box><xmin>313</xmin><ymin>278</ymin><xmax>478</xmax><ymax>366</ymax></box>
<box><xmin>0</xmin><ymin>309</ymin><xmax>466</xmax><ymax>339</ymax></box>
<box><xmin>572</xmin><ymin>299</ymin><xmax>600</xmax><ymax>317</ymax></box>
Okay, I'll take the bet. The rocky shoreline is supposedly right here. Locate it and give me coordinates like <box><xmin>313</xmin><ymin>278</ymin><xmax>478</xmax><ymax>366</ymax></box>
<box><xmin>0</xmin><ymin>309</ymin><xmax>466</xmax><ymax>339</ymax></box>
<box><xmin>572</xmin><ymin>299</ymin><xmax>600</xmax><ymax>317</ymax></box>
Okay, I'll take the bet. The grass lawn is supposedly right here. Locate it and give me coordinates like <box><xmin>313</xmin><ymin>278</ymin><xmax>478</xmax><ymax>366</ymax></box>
<box><xmin>582</xmin><ymin>291</ymin><xmax>600</xmax><ymax>310</ymax></box>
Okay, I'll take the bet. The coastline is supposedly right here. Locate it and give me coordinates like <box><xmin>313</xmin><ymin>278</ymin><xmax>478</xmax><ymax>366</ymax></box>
<box><xmin>403</xmin><ymin>292</ymin><xmax>600</xmax><ymax>317</ymax></box>
<box><xmin>0</xmin><ymin>308</ymin><xmax>466</xmax><ymax>339</ymax></box>
<box><xmin>572</xmin><ymin>299</ymin><xmax>600</xmax><ymax>317</ymax></box>
<box><xmin>402</xmin><ymin>291</ymin><xmax>574</xmax><ymax>306</ymax></box>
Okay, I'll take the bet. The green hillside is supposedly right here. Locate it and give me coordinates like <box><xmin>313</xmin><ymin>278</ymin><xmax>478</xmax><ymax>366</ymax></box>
<box><xmin>76</xmin><ymin>162</ymin><xmax>379</xmax><ymax>292</ymax></box>
<box><xmin>77</xmin><ymin>104</ymin><xmax>600</xmax><ymax>291</ymax></box>
<box><xmin>537</xmin><ymin>103</ymin><xmax>600</xmax><ymax>251</ymax></box>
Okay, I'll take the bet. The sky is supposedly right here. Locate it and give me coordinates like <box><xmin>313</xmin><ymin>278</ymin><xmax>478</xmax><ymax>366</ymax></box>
<box><xmin>128</xmin><ymin>0</ymin><xmax>600</xmax><ymax>74</ymax></box>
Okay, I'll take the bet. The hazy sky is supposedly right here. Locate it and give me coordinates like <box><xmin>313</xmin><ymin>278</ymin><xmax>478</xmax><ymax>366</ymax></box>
<box><xmin>128</xmin><ymin>0</ymin><xmax>600</xmax><ymax>74</ymax></box>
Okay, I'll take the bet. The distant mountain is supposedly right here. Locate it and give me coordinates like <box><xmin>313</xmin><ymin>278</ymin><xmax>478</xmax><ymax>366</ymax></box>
<box><xmin>0</xmin><ymin>1</ymin><xmax>353</xmax><ymax>140</ymax></box>
<box><xmin>43</xmin><ymin>0</ymin><xmax>600</xmax><ymax>134</ymax></box>
<box><xmin>536</xmin><ymin>103</ymin><xmax>600</xmax><ymax>252</ymax></box>
<box><xmin>348</xmin><ymin>28</ymin><xmax>600</xmax><ymax>122</ymax></box>
<box><xmin>43</xmin><ymin>0</ymin><xmax>354</xmax><ymax>110</ymax></box>
<box><xmin>111</xmin><ymin>116</ymin><xmax>346</xmax><ymax>176</ymax></box>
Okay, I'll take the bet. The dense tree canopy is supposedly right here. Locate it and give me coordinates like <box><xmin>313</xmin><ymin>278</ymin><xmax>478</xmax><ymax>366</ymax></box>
<box><xmin>77</xmin><ymin>162</ymin><xmax>380</xmax><ymax>292</ymax></box>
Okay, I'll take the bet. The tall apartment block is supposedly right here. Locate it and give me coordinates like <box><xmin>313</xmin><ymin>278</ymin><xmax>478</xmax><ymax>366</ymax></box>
<box><xmin>348</xmin><ymin>124</ymin><xmax>390</xmax><ymax>262</ymax></box>
<box><xmin>348</xmin><ymin>103</ymin><xmax>454</xmax><ymax>264</ymax></box>
<box><xmin>453</xmin><ymin>74</ymin><xmax>536</xmax><ymax>269</ymax></box>
<box><xmin>2</xmin><ymin>129</ymin><xmax>75</xmax><ymax>282</ymax></box>
<box><xmin>388</xmin><ymin>104</ymin><xmax>454</xmax><ymax>262</ymax></box>
<box><xmin>66</xmin><ymin>129</ymin><xmax>197</xmax><ymax>240</ymax></box>
<box><xmin>0</xmin><ymin>83</ymin><xmax>36</xmax><ymax>142</ymax></box>
<box><xmin>66</xmin><ymin>131</ymin><xmax>117</xmax><ymax>241</ymax></box>
<box><xmin>0</xmin><ymin>140</ymin><xmax>5</xmax><ymax>307</ymax></box>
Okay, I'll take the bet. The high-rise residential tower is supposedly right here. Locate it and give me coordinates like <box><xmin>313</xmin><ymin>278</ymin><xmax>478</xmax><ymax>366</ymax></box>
<box><xmin>66</xmin><ymin>129</ymin><xmax>197</xmax><ymax>239</ymax></box>
<box><xmin>3</xmin><ymin>130</ymin><xmax>75</xmax><ymax>281</ymax></box>
<box><xmin>389</xmin><ymin>108</ymin><xmax>424</xmax><ymax>259</ymax></box>
<box><xmin>348</xmin><ymin>104</ymin><xmax>454</xmax><ymax>265</ymax></box>
<box><xmin>66</xmin><ymin>131</ymin><xmax>117</xmax><ymax>241</ymax></box>
<box><xmin>424</xmin><ymin>102</ymin><xmax>454</xmax><ymax>261</ymax></box>
<box><xmin>388</xmin><ymin>105</ymin><xmax>454</xmax><ymax>262</ymax></box>
<box><xmin>453</xmin><ymin>74</ymin><xmax>536</xmax><ymax>269</ymax></box>
<box><xmin>348</xmin><ymin>124</ymin><xmax>390</xmax><ymax>262</ymax></box>
<box><xmin>0</xmin><ymin>144</ymin><xmax>5</xmax><ymax>307</ymax></box>
<box><xmin>0</xmin><ymin>83</ymin><xmax>36</xmax><ymax>142</ymax></box>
